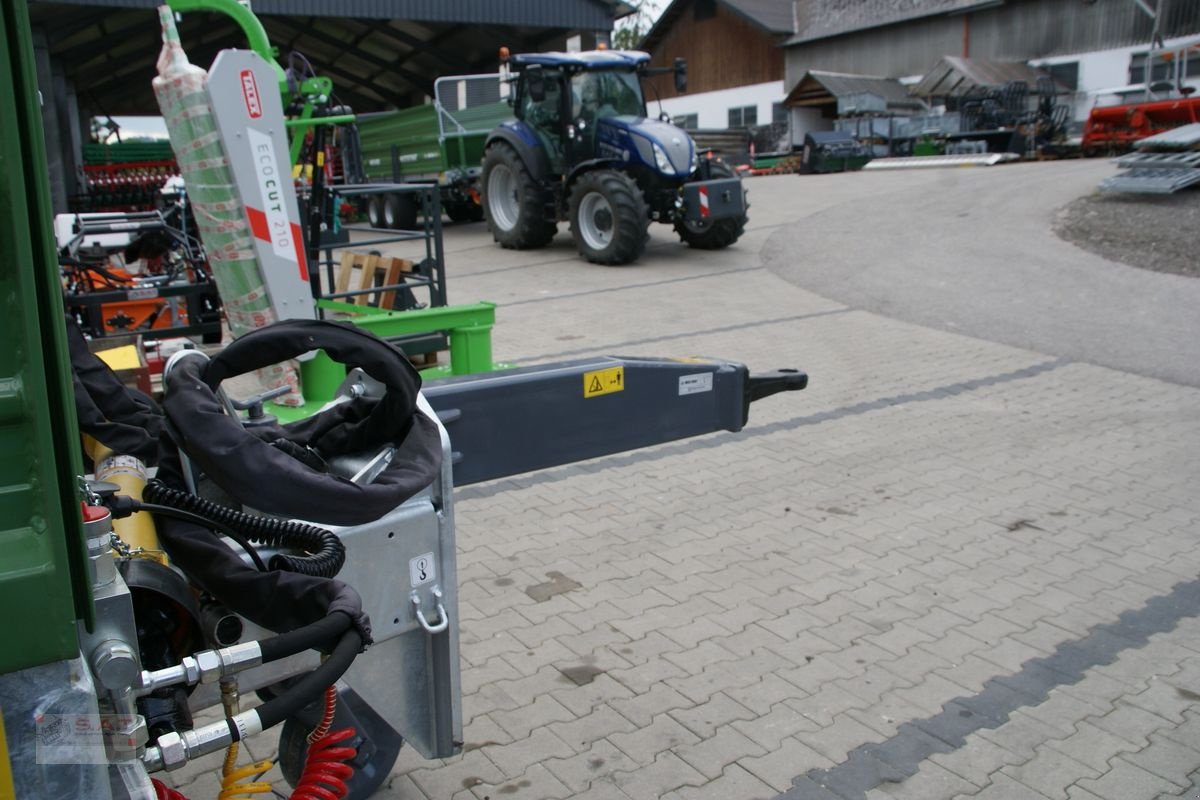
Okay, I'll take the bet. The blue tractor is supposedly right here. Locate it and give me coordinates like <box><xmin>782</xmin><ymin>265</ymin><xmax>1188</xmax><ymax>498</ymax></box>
<box><xmin>481</xmin><ymin>50</ymin><xmax>748</xmax><ymax>266</ymax></box>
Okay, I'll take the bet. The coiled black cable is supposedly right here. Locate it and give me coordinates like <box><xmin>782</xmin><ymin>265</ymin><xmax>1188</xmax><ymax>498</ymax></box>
<box><xmin>143</xmin><ymin>480</ymin><xmax>345</xmax><ymax>578</ymax></box>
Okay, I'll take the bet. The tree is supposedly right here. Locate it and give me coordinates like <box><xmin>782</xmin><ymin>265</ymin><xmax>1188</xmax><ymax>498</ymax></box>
<box><xmin>612</xmin><ymin>0</ymin><xmax>660</xmax><ymax>50</ymax></box>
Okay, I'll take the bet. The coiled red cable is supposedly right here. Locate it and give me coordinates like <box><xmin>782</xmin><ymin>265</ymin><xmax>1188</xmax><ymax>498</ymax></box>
<box><xmin>290</xmin><ymin>687</ymin><xmax>358</xmax><ymax>800</ymax></box>
<box><xmin>289</xmin><ymin>727</ymin><xmax>357</xmax><ymax>800</ymax></box>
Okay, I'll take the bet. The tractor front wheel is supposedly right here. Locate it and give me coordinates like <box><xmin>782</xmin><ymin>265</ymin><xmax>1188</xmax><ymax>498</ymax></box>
<box><xmin>482</xmin><ymin>142</ymin><xmax>556</xmax><ymax>249</ymax></box>
<box><xmin>568</xmin><ymin>170</ymin><xmax>649</xmax><ymax>266</ymax></box>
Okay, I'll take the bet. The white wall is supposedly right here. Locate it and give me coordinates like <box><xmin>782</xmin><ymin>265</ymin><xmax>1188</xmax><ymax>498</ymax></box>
<box><xmin>655</xmin><ymin>80</ymin><xmax>786</xmax><ymax>129</ymax></box>
<box><xmin>1033</xmin><ymin>34</ymin><xmax>1200</xmax><ymax>121</ymax></box>
<box><xmin>790</xmin><ymin>107</ymin><xmax>831</xmax><ymax>147</ymax></box>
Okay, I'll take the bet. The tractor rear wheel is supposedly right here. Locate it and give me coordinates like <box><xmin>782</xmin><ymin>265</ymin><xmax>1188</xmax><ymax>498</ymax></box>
<box><xmin>482</xmin><ymin>142</ymin><xmax>556</xmax><ymax>249</ymax></box>
<box><xmin>674</xmin><ymin>159</ymin><xmax>747</xmax><ymax>250</ymax></box>
<box><xmin>568</xmin><ymin>170</ymin><xmax>649</xmax><ymax>266</ymax></box>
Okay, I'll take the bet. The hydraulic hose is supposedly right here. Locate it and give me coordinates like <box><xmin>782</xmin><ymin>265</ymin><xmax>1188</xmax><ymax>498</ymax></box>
<box><xmin>253</xmin><ymin>629</ymin><xmax>363</xmax><ymax>733</ymax></box>
<box><xmin>143</xmin><ymin>480</ymin><xmax>345</xmax><ymax>577</ymax></box>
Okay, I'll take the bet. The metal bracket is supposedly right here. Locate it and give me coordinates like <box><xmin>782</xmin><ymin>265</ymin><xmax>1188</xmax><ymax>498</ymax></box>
<box><xmin>411</xmin><ymin>587</ymin><xmax>449</xmax><ymax>635</ymax></box>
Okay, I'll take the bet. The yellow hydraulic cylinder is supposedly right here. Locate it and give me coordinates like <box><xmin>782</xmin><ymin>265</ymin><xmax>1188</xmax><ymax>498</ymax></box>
<box><xmin>86</xmin><ymin>438</ymin><xmax>166</xmax><ymax>566</ymax></box>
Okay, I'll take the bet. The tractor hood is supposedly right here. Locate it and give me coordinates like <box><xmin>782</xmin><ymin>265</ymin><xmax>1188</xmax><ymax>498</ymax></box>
<box><xmin>595</xmin><ymin>116</ymin><xmax>697</xmax><ymax>177</ymax></box>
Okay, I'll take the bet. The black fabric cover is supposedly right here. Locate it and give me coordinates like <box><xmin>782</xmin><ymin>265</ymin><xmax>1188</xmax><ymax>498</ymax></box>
<box><xmin>161</xmin><ymin>319</ymin><xmax>442</xmax><ymax>527</ymax></box>
<box><xmin>153</xmin><ymin>452</ymin><xmax>371</xmax><ymax>640</ymax></box>
<box><xmin>65</xmin><ymin>315</ymin><xmax>163</xmax><ymax>465</ymax></box>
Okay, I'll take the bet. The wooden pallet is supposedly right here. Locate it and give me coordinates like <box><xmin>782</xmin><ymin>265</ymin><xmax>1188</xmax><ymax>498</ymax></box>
<box><xmin>334</xmin><ymin>251</ymin><xmax>414</xmax><ymax>309</ymax></box>
<box><xmin>334</xmin><ymin>252</ymin><xmax>444</xmax><ymax>369</ymax></box>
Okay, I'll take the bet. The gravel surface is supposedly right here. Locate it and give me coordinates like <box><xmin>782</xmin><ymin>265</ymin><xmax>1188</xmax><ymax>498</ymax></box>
<box><xmin>1054</xmin><ymin>186</ymin><xmax>1200</xmax><ymax>278</ymax></box>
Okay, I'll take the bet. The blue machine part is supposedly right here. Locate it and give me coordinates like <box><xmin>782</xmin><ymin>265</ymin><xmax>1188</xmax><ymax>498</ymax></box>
<box><xmin>511</xmin><ymin>50</ymin><xmax>651</xmax><ymax>69</ymax></box>
<box><xmin>595</xmin><ymin>116</ymin><xmax>697</xmax><ymax>177</ymax></box>
<box><xmin>495</xmin><ymin>119</ymin><xmax>541</xmax><ymax>149</ymax></box>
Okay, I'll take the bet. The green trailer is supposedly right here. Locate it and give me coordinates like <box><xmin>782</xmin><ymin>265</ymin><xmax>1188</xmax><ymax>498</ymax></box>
<box><xmin>352</xmin><ymin>74</ymin><xmax>513</xmax><ymax>228</ymax></box>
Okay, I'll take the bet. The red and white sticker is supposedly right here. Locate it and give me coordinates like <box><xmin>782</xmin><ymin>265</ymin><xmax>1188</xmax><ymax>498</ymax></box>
<box><xmin>240</xmin><ymin>69</ymin><xmax>262</xmax><ymax>119</ymax></box>
<box><xmin>245</xmin><ymin>128</ymin><xmax>308</xmax><ymax>280</ymax></box>
<box><xmin>698</xmin><ymin>186</ymin><xmax>710</xmax><ymax>218</ymax></box>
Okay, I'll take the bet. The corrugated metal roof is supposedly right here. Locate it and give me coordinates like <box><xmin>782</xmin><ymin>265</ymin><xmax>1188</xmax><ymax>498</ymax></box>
<box><xmin>31</xmin><ymin>0</ymin><xmax>621</xmax><ymax>28</ymax></box>
<box><xmin>910</xmin><ymin>56</ymin><xmax>1054</xmax><ymax>96</ymax></box>
<box><xmin>785</xmin><ymin>70</ymin><xmax>925</xmax><ymax>109</ymax></box>
<box><xmin>787</xmin><ymin>0</ymin><xmax>1200</xmax><ymax>50</ymax></box>
<box><xmin>723</xmin><ymin>0</ymin><xmax>795</xmax><ymax>34</ymax></box>
<box><xmin>788</xmin><ymin>0</ymin><xmax>1001</xmax><ymax>45</ymax></box>
<box><xmin>28</xmin><ymin>0</ymin><xmax>627</xmax><ymax>115</ymax></box>
<box><xmin>641</xmin><ymin>0</ymin><xmax>793</xmax><ymax>53</ymax></box>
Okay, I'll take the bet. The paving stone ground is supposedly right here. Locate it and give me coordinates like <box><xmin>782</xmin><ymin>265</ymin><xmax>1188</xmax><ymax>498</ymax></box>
<box><xmin>164</xmin><ymin>161</ymin><xmax>1199</xmax><ymax>800</ymax></box>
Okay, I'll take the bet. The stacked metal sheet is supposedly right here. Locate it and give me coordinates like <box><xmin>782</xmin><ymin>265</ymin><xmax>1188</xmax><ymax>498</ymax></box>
<box><xmin>1100</xmin><ymin>123</ymin><xmax>1200</xmax><ymax>194</ymax></box>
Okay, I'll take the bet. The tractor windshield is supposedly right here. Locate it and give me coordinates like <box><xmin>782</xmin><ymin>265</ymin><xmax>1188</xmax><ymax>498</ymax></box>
<box><xmin>571</xmin><ymin>69</ymin><xmax>645</xmax><ymax>120</ymax></box>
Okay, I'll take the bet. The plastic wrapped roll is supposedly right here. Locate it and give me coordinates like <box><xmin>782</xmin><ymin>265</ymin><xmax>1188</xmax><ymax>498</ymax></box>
<box><xmin>152</xmin><ymin>6</ymin><xmax>301</xmax><ymax>402</ymax></box>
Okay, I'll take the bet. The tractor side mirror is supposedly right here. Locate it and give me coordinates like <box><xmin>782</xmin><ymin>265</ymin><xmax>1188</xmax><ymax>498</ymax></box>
<box><xmin>526</xmin><ymin>66</ymin><xmax>546</xmax><ymax>102</ymax></box>
<box><xmin>674</xmin><ymin>58</ymin><xmax>687</xmax><ymax>94</ymax></box>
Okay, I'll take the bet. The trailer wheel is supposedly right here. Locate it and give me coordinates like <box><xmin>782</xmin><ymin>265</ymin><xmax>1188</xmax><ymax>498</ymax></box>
<box><xmin>482</xmin><ymin>142</ymin><xmax>556</xmax><ymax>249</ymax></box>
<box><xmin>674</xmin><ymin>160</ymin><xmax>747</xmax><ymax>251</ymax></box>
<box><xmin>567</xmin><ymin>170</ymin><xmax>649</xmax><ymax>266</ymax></box>
<box><xmin>384</xmin><ymin>193</ymin><xmax>418</xmax><ymax>230</ymax></box>
<box><xmin>366</xmin><ymin>195</ymin><xmax>385</xmax><ymax>229</ymax></box>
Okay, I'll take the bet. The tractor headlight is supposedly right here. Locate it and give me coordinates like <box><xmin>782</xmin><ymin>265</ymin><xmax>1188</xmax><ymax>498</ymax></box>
<box><xmin>652</xmin><ymin>142</ymin><xmax>676</xmax><ymax>175</ymax></box>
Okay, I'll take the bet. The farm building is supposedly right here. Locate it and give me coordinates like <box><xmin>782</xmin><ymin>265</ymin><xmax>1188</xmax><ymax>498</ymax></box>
<box><xmin>642</xmin><ymin>0</ymin><xmax>1200</xmax><ymax>148</ymax></box>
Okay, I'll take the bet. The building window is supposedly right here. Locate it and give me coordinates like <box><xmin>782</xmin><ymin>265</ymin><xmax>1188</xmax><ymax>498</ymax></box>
<box><xmin>772</xmin><ymin>103</ymin><xmax>789</xmax><ymax>125</ymax></box>
<box><xmin>1129</xmin><ymin>52</ymin><xmax>1199</xmax><ymax>85</ymax></box>
<box><xmin>1045</xmin><ymin>62</ymin><xmax>1078</xmax><ymax>92</ymax></box>
<box><xmin>728</xmin><ymin>105</ymin><xmax>757</xmax><ymax>128</ymax></box>
<box><xmin>673</xmin><ymin>113</ymin><xmax>698</xmax><ymax>130</ymax></box>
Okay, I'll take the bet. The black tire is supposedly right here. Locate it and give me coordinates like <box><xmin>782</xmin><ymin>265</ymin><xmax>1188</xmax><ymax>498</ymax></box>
<box><xmin>366</xmin><ymin>195</ymin><xmax>384</xmax><ymax>229</ymax></box>
<box><xmin>446</xmin><ymin>202</ymin><xmax>485</xmax><ymax>223</ymax></box>
<box><xmin>567</xmin><ymin>170</ymin><xmax>649</xmax><ymax>266</ymax></box>
<box><xmin>384</xmin><ymin>193</ymin><xmax>418</xmax><ymax>230</ymax></box>
<box><xmin>482</xmin><ymin>142</ymin><xmax>556</xmax><ymax>249</ymax></box>
<box><xmin>674</xmin><ymin>159</ymin><xmax>748</xmax><ymax>250</ymax></box>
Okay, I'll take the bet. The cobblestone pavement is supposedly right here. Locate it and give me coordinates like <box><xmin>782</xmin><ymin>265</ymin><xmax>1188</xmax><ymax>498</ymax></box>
<box><xmin>165</xmin><ymin>160</ymin><xmax>1200</xmax><ymax>800</ymax></box>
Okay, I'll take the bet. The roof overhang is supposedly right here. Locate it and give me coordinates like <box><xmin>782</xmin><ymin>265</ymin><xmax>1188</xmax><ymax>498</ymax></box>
<box><xmin>785</xmin><ymin>70</ymin><xmax>926</xmax><ymax>112</ymax></box>
<box><xmin>910</xmin><ymin>56</ymin><xmax>1060</xmax><ymax>98</ymax></box>
<box><xmin>28</xmin><ymin>0</ymin><xmax>626</xmax><ymax>115</ymax></box>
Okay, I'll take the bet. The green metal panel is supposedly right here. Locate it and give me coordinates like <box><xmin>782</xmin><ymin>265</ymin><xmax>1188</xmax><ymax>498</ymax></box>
<box><xmin>357</xmin><ymin>107</ymin><xmax>445</xmax><ymax>181</ymax></box>
<box><xmin>356</xmin><ymin>101</ymin><xmax>513</xmax><ymax>182</ymax></box>
<box><xmin>0</xmin><ymin>0</ymin><xmax>93</xmax><ymax>672</ymax></box>
<box><xmin>82</xmin><ymin>141</ymin><xmax>177</xmax><ymax>165</ymax></box>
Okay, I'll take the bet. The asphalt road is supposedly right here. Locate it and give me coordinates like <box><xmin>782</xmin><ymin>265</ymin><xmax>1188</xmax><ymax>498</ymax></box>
<box><xmin>751</xmin><ymin>160</ymin><xmax>1200</xmax><ymax>388</ymax></box>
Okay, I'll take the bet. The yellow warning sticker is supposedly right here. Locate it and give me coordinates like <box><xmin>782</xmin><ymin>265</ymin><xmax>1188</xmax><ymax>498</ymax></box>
<box><xmin>583</xmin><ymin>366</ymin><xmax>624</xmax><ymax>398</ymax></box>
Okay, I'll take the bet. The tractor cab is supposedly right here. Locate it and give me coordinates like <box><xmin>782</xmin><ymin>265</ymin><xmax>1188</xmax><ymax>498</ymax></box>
<box><xmin>510</xmin><ymin>50</ymin><xmax>681</xmax><ymax>171</ymax></box>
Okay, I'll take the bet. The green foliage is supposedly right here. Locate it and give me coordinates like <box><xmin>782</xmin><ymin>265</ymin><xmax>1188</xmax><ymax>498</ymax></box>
<box><xmin>613</xmin><ymin>0</ymin><xmax>657</xmax><ymax>50</ymax></box>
